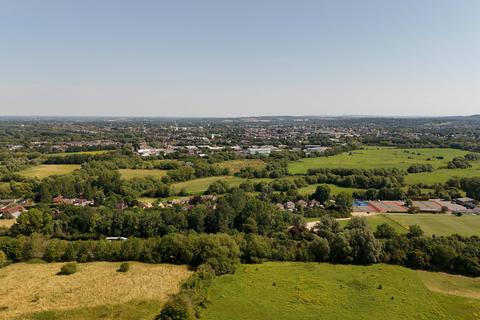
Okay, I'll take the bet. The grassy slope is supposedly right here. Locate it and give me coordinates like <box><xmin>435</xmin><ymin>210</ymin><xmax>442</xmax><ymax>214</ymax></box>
<box><xmin>202</xmin><ymin>262</ymin><xmax>480</xmax><ymax>320</ymax></box>
<box><xmin>288</xmin><ymin>147</ymin><xmax>469</xmax><ymax>174</ymax></box>
<box><xmin>18</xmin><ymin>165</ymin><xmax>80</xmax><ymax>179</ymax></box>
<box><xmin>0</xmin><ymin>262</ymin><xmax>191</xmax><ymax>320</ymax></box>
<box><xmin>387</xmin><ymin>213</ymin><xmax>480</xmax><ymax>236</ymax></box>
<box><xmin>119</xmin><ymin>169</ymin><xmax>168</xmax><ymax>180</ymax></box>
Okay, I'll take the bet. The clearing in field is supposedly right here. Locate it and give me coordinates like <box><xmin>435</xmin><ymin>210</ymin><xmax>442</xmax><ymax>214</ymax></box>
<box><xmin>386</xmin><ymin>213</ymin><xmax>480</xmax><ymax>236</ymax></box>
<box><xmin>172</xmin><ymin>176</ymin><xmax>271</xmax><ymax>195</ymax></box>
<box><xmin>288</xmin><ymin>147</ymin><xmax>470</xmax><ymax>174</ymax></box>
<box><xmin>216</xmin><ymin>159</ymin><xmax>266</xmax><ymax>173</ymax></box>
<box><xmin>202</xmin><ymin>262</ymin><xmax>480</xmax><ymax>320</ymax></box>
<box><xmin>297</xmin><ymin>183</ymin><xmax>360</xmax><ymax>196</ymax></box>
<box><xmin>0</xmin><ymin>262</ymin><xmax>191</xmax><ymax>320</ymax></box>
<box><xmin>119</xmin><ymin>169</ymin><xmax>168</xmax><ymax>180</ymax></box>
<box><xmin>18</xmin><ymin>165</ymin><xmax>80</xmax><ymax>179</ymax></box>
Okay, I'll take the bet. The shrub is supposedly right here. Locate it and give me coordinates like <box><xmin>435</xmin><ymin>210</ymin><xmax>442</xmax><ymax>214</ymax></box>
<box><xmin>118</xmin><ymin>262</ymin><xmax>130</xmax><ymax>272</ymax></box>
<box><xmin>59</xmin><ymin>262</ymin><xmax>78</xmax><ymax>275</ymax></box>
<box><xmin>156</xmin><ymin>294</ymin><xmax>195</xmax><ymax>320</ymax></box>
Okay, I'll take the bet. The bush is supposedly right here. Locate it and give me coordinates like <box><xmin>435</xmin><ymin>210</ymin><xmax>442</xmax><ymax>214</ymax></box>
<box><xmin>59</xmin><ymin>262</ymin><xmax>77</xmax><ymax>275</ymax></box>
<box><xmin>156</xmin><ymin>294</ymin><xmax>195</xmax><ymax>320</ymax></box>
<box><xmin>118</xmin><ymin>262</ymin><xmax>130</xmax><ymax>272</ymax></box>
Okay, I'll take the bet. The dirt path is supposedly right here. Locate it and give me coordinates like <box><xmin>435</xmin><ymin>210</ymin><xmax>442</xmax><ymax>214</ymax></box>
<box><xmin>306</xmin><ymin>211</ymin><xmax>383</xmax><ymax>230</ymax></box>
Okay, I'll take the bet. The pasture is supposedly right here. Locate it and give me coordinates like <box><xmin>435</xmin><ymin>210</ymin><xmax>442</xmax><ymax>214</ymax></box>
<box><xmin>0</xmin><ymin>262</ymin><xmax>191</xmax><ymax>320</ymax></box>
<box><xmin>172</xmin><ymin>176</ymin><xmax>271</xmax><ymax>195</ymax></box>
<box><xmin>119</xmin><ymin>169</ymin><xmax>168</xmax><ymax>180</ymax></box>
<box><xmin>202</xmin><ymin>262</ymin><xmax>480</xmax><ymax>320</ymax></box>
<box><xmin>18</xmin><ymin>165</ymin><xmax>80</xmax><ymax>179</ymax></box>
<box><xmin>288</xmin><ymin>147</ymin><xmax>470</xmax><ymax>174</ymax></box>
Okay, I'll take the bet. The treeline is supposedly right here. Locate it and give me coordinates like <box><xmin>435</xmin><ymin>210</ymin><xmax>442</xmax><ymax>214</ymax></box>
<box><xmin>235</xmin><ymin>160</ymin><xmax>289</xmax><ymax>179</ymax></box>
<box><xmin>10</xmin><ymin>190</ymin><xmax>290</xmax><ymax>238</ymax></box>
<box><xmin>2</xmin><ymin>216</ymin><xmax>479</xmax><ymax>278</ymax></box>
<box><xmin>447</xmin><ymin>177</ymin><xmax>480</xmax><ymax>201</ymax></box>
<box><xmin>306</xmin><ymin>168</ymin><xmax>404</xmax><ymax>189</ymax></box>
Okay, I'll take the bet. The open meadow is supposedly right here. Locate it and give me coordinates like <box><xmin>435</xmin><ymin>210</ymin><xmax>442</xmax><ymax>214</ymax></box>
<box><xmin>0</xmin><ymin>262</ymin><xmax>191</xmax><ymax>320</ymax></box>
<box><xmin>297</xmin><ymin>183</ymin><xmax>360</xmax><ymax>196</ymax></box>
<box><xmin>404</xmin><ymin>162</ymin><xmax>480</xmax><ymax>185</ymax></box>
<box><xmin>215</xmin><ymin>159</ymin><xmax>266</xmax><ymax>173</ymax></box>
<box><xmin>119</xmin><ymin>169</ymin><xmax>168</xmax><ymax>180</ymax></box>
<box><xmin>202</xmin><ymin>262</ymin><xmax>480</xmax><ymax>320</ymax></box>
<box><xmin>172</xmin><ymin>176</ymin><xmax>271</xmax><ymax>194</ymax></box>
<box><xmin>288</xmin><ymin>147</ymin><xmax>470</xmax><ymax>174</ymax></box>
<box><xmin>18</xmin><ymin>165</ymin><xmax>80</xmax><ymax>179</ymax></box>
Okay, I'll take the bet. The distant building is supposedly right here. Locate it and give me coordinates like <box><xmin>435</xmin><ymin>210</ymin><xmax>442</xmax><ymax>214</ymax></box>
<box><xmin>0</xmin><ymin>205</ymin><xmax>27</xmax><ymax>219</ymax></box>
<box><xmin>248</xmin><ymin>147</ymin><xmax>271</xmax><ymax>156</ymax></box>
<box><xmin>454</xmin><ymin>197</ymin><xmax>477</xmax><ymax>209</ymax></box>
<box><xmin>105</xmin><ymin>237</ymin><xmax>127</xmax><ymax>241</ymax></box>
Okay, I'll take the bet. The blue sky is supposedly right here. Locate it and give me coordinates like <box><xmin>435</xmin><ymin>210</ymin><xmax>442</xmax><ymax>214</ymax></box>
<box><xmin>1</xmin><ymin>0</ymin><xmax>479</xmax><ymax>117</ymax></box>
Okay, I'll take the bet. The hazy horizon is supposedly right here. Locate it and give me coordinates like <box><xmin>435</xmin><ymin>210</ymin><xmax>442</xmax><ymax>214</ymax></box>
<box><xmin>1</xmin><ymin>0</ymin><xmax>479</xmax><ymax>117</ymax></box>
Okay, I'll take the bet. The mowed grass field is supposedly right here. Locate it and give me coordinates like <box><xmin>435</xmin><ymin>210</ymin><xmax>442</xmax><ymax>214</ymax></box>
<box><xmin>46</xmin><ymin>150</ymin><xmax>112</xmax><ymax>157</ymax></box>
<box><xmin>337</xmin><ymin>214</ymin><xmax>407</xmax><ymax>234</ymax></box>
<box><xmin>386</xmin><ymin>213</ymin><xmax>480</xmax><ymax>236</ymax></box>
<box><xmin>202</xmin><ymin>262</ymin><xmax>480</xmax><ymax>320</ymax></box>
<box><xmin>336</xmin><ymin>214</ymin><xmax>480</xmax><ymax>236</ymax></box>
<box><xmin>0</xmin><ymin>262</ymin><xmax>191</xmax><ymax>320</ymax></box>
<box><xmin>18</xmin><ymin>165</ymin><xmax>80</xmax><ymax>179</ymax></box>
<box><xmin>119</xmin><ymin>169</ymin><xmax>168</xmax><ymax>180</ymax></box>
<box><xmin>288</xmin><ymin>147</ymin><xmax>470</xmax><ymax>174</ymax></box>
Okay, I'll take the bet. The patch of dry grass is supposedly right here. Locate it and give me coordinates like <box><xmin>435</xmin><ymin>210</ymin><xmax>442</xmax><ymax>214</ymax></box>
<box><xmin>0</xmin><ymin>262</ymin><xmax>191</xmax><ymax>319</ymax></box>
<box><xmin>417</xmin><ymin>270</ymin><xmax>480</xmax><ymax>300</ymax></box>
<box><xmin>0</xmin><ymin>219</ymin><xmax>15</xmax><ymax>229</ymax></box>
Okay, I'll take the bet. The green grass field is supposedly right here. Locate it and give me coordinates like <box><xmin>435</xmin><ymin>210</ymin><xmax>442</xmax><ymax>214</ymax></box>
<box><xmin>202</xmin><ymin>262</ymin><xmax>480</xmax><ymax>320</ymax></box>
<box><xmin>119</xmin><ymin>169</ymin><xmax>168</xmax><ymax>180</ymax></box>
<box><xmin>18</xmin><ymin>165</ymin><xmax>80</xmax><ymax>179</ymax></box>
<box><xmin>288</xmin><ymin>147</ymin><xmax>470</xmax><ymax>174</ymax></box>
<box><xmin>386</xmin><ymin>213</ymin><xmax>480</xmax><ymax>236</ymax></box>
<box><xmin>404</xmin><ymin>162</ymin><xmax>480</xmax><ymax>185</ymax></box>
<box><xmin>172</xmin><ymin>176</ymin><xmax>272</xmax><ymax>195</ymax></box>
<box><xmin>337</xmin><ymin>214</ymin><xmax>407</xmax><ymax>234</ymax></box>
<box><xmin>297</xmin><ymin>183</ymin><xmax>360</xmax><ymax>196</ymax></box>
<box><xmin>46</xmin><ymin>150</ymin><xmax>112</xmax><ymax>157</ymax></box>
<box><xmin>216</xmin><ymin>159</ymin><xmax>266</xmax><ymax>173</ymax></box>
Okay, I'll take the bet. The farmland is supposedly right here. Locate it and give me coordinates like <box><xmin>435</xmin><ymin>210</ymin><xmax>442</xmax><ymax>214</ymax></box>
<box><xmin>288</xmin><ymin>147</ymin><xmax>470</xmax><ymax>174</ymax></box>
<box><xmin>202</xmin><ymin>262</ymin><xmax>480</xmax><ymax>320</ymax></box>
<box><xmin>0</xmin><ymin>262</ymin><xmax>191</xmax><ymax>320</ymax></box>
<box><xmin>119</xmin><ymin>169</ymin><xmax>168</xmax><ymax>180</ymax></box>
<box><xmin>18</xmin><ymin>165</ymin><xmax>80</xmax><ymax>179</ymax></box>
